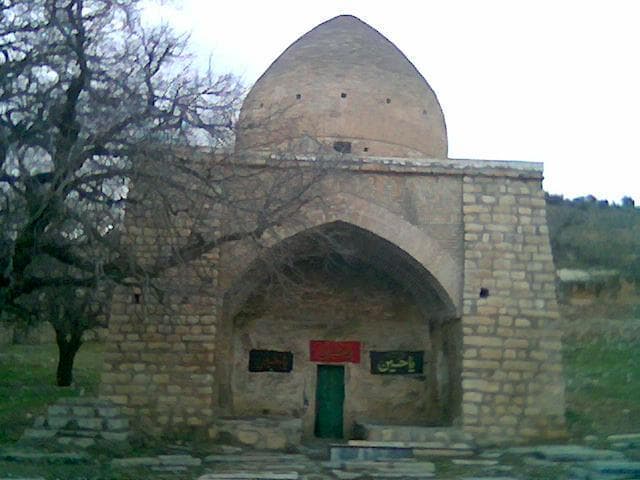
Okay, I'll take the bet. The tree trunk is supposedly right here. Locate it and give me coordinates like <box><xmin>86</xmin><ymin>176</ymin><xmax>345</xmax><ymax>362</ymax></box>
<box><xmin>55</xmin><ymin>329</ymin><xmax>83</xmax><ymax>387</ymax></box>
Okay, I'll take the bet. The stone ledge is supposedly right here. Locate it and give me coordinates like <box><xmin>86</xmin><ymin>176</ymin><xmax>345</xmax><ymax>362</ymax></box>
<box><xmin>234</xmin><ymin>153</ymin><xmax>544</xmax><ymax>180</ymax></box>
<box><xmin>210</xmin><ymin>416</ymin><xmax>302</xmax><ymax>451</ymax></box>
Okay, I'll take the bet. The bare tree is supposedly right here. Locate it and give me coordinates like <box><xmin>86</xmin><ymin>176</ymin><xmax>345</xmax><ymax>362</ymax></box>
<box><xmin>0</xmin><ymin>0</ymin><xmax>331</xmax><ymax>385</ymax></box>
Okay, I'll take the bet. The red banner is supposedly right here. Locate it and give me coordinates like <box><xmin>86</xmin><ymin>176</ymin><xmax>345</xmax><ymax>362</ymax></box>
<box><xmin>310</xmin><ymin>341</ymin><xmax>361</xmax><ymax>364</ymax></box>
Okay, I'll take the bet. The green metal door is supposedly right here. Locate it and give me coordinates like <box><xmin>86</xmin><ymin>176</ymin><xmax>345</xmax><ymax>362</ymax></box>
<box><xmin>314</xmin><ymin>365</ymin><xmax>345</xmax><ymax>438</ymax></box>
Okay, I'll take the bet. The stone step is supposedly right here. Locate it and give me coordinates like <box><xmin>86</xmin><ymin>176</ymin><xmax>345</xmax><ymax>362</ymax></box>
<box><xmin>606</xmin><ymin>432</ymin><xmax>640</xmax><ymax>448</ymax></box>
<box><xmin>414</xmin><ymin>448</ymin><xmax>475</xmax><ymax>457</ymax></box>
<box><xmin>57</xmin><ymin>437</ymin><xmax>95</xmax><ymax>448</ymax></box>
<box><xmin>330</xmin><ymin>444</ymin><xmax>413</xmax><ymax>462</ymax></box>
<box><xmin>334</xmin><ymin>464</ymin><xmax>436</xmax><ymax>480</ymax></box>
<box><xmin>0</xmin><ymin>449</ymin><xmax>90</xmax><ymax>464</ymax></box>
<box><xmin>452</xmin><ymin>459</ymin><xmax>500</xmax><ymax>466</ymax></box>
<box><xmin>112</xmin><ymin>457</ymin><xmax>160</xmax><ymax>468</ymax></box>
<box><xmin>198</xmin><ymin>474</ymin><xmax>299</xmax><ymax>480</ymax></box>
<box><xmin>157</xmin><ymin>454</ymin><xmax>202</xmax><ymax>467</ymax></box>
<box><xmin>46</xmin><ymin>414</ymin><xmax>129</xmax><ymax>431</ymax></box>
<box><xmin>0</xmin><ymin>477</ymin><xmax>45</xmax><ymax>480</ymax></box>
<box><xmin>348</xmin><ymin>440</ymin><xmax>475</xmax><ymax>450</ymax></box>
<box><xmin>355</xmin><ymin>423</ymin><xmax>474</xmax><ymax>445</ymax></box>
<box><xmin>20</xmin><ymin>428</ymin><xmax>56</xmax><ymax>440</ymax></box>
<box><xmin>459</xmin><ymin>477</ymin><xmax>519</xmax><ymax>480</ymax></box>
<box><xmin>508</xmin><ymin>445</ymin><xmax>625</xmax><ymax>462</ymax></box>
<box><xmin>587</xmin><ymin>460</ymin><xmax>640</xmax><ymax>476</ymax></box>
<box><xmin>57</xmin><ymin>429</ymin><xmax>101</xmax><ymax>437</ymax></box>
<box><xmin>346</xmin><ymin>439</ymin><xmax>476</xmax><ymax>459</ymax></box>
<box><xmin>340</xmin><ymin>460</ymin><xmax>436</xmax><ymax>473</ymax></box>
<box><xmin>204</xmin><ymin>454</ymin><xmax>309</xmax><ymax>463</ymax></box>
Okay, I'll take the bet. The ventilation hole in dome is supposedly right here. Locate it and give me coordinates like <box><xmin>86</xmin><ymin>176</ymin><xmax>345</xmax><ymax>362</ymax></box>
<box><xmin>341</xmin><ymin>92</ymin><xmax>347</xmax><ymax>98</ymax></box>
<box><xmin>333</xmin><ymin>141</ymin><xmax>351</xmax><ymax>154</ymax></box>
<box><xmin>386</xmin><ymin>98</ymin><xmax>391</xmax><ymax>104</ymax></box>
<box><xmin>295</xmin><ymin>94</ymin><xmax>302</xmax><ymax>100</ymax></box>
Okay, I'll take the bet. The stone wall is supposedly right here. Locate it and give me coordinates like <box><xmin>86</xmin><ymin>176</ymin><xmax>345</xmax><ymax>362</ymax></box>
<box><xmin>100</xmin><ymin>155</ymin><xmax>566</xmax><ymax>445</ymax></box>
<box><xmin>100</xmin><ymin>163</ymin><xmax>222</xmax><ymax>434</ymax></box>
<box><xmin>229</xmin><ymin>261</ymin><xmax>455</xmax><ymax>439</ymax></box>
<box><xmin>461</xmin><ymin>175</ymin><xmax>566</xmax><ymax>444</ymax></box>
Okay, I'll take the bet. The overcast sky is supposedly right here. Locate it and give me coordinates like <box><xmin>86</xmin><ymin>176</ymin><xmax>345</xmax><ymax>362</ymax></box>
<box><xmin>144</xmin><ymin>0</ymin><xmax>640</xmax><ymax>202</ymax></box>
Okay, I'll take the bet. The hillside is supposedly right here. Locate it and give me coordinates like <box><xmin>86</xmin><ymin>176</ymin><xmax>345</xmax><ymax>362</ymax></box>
<box><xmin>546</xmin><ymin>195</ymin><xmax>640</xmax><ymax>282</ymax></box>
<box><xmin>546</xmin><ymin>194</ymin><xmax>640</xmax><ymax>338</ymax></box>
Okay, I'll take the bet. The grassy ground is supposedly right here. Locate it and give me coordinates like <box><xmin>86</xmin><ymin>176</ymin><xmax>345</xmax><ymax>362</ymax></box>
<box><xmin>0</xmin><ymin>338</ymin><xmax>639</xmax><ymax>479</ymax></box>
<box><xmin>563</xmin><ymin>338</ymin><xmax>640</xmax><ymax>439</ymax></box>
<box><xmin>0</xmin><ymin>342</ymin><xmax>104</xmax><ymax>444</ymax></box>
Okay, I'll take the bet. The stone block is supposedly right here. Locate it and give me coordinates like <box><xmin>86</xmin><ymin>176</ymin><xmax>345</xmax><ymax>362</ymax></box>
<box><xmin>105</xmin><ymin>417</ymin><xmax>129</xmax><ymax>431</ymax></box>
<box><xmin>101</xmin><ymin>431</ymin><xmax>129</xmax><ymax>442</ymax></box>
<box><xmin>21</xmin><ymin>428</ymin><xmax>56</xmax><ymax>440</ymax></box>
<box><xmin>47</xmin><ymin>415</ymin><xmax>74</xmax><ymax>429</ymax></box>
<box><xmin>465</xmin><ymin>336</ymin><xmax>502</xmax><ymax>347</ymax></box>
<box><xmin>96</xmin><ymin>406</ymin><xmax>120</xmax><ymax>418</ymax></box>
<box><xmin>47</xmin><ymin>405</ymin><xmax>70</xmax><ymax>417</ymax></box>
<box><xmin>57</xmin><ymin>436</ymin><xmax>95</xmax><ymax>448</ymax></box>
<box><xmin>462</xmin><ymin>379</ymin><xmax>500</xmax><ymax>393</ymax></box>
<box><xmin>236</xmin><ymin>429</ymin><xmax>260</xmax><ymax>446</ymax></box>
<box><xmin>112</xmin><ymin>457</ymin><xmax>160</xmax><ymax>467</ymax></box>
<box><xmin>158</xmin><ymin>455</ymin><xmax>202</xmax><ymax>466</ymax></box>
<box><xmin>76</xmin><ymin>417</ymin><xmax>102</xmax><ymax>430</ymax></box>
<box><xmin>264</xmin><ymin>430</ymin><xmax>287</xmax><ymax>450</ymax></box>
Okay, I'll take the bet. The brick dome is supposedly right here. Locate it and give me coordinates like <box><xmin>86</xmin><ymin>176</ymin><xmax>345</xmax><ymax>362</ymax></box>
<box><xmin>235</xmin><ymin>15</ymin><xmax>448</xmax><ymax>158</ymax></box>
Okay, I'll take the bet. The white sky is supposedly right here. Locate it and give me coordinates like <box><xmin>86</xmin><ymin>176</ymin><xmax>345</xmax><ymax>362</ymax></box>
<box><xmin>144</xmin><ymin>0</ymin><xmax>640</xmax><ymax>202</ymax></box>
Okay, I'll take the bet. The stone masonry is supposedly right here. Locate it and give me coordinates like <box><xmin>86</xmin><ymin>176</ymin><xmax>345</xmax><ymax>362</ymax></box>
<box><xmin>461</xmin><ymin>174</ymin><xmax>566</xmax><ymax>444</ymax></box>
<box><xmin>100</xmin><ymin>14</ymin><xmax>567</xmax><ymax>447</ymax></box>
<box><xmin>100</xmin><ymin>157</ymin><xmax>567</xmax><ymax>446</ymax></box>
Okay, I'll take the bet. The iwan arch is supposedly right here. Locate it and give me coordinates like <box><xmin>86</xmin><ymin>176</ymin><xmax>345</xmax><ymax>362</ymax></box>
<box><xmin>102</xmin><ymin>15</ymin><xmax>566</xmax><ymax>446</ymax></box>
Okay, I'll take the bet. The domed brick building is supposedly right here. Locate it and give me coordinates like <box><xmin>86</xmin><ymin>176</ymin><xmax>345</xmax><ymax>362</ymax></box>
<box><xmin>101</xmin><ymin>15</ymin><xmax>566</xmax><ymax>447</ymax></box>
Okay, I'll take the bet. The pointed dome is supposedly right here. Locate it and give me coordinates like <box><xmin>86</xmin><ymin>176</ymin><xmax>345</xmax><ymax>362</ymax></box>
<box><xmin>235</xmin><ymin>15</ymin><xmax>448</xmax><ymax>158</ymax></box>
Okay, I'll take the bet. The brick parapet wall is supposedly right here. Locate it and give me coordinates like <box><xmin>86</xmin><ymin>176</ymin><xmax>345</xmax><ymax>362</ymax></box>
<box><xmin>461</xmin><ymin>175</ymin><xmax>566</xmax><ymax>445</ymax></box>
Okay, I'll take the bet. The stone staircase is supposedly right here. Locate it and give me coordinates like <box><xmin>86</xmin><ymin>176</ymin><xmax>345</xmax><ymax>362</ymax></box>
<box><xmin>350</xmin><ymin>422</ymin><xmax>477</xmax><ymax>456</ymax></box>
<box><xmin>325</xmin><ymin>423</ymin><xmax>477</xmax><ymax>477</ymax></box>
<box><xmin>20</xmin><ymin>397</ymin><xmax>130</xmax><ymax>448</ymax></box>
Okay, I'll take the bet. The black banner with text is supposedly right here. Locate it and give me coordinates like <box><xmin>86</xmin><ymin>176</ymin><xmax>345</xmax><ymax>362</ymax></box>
<box><xmin>249</xmin><ymin>350</ymin><xmax>293</xmax><ymax>372</ymax></box>
<box><xmin>370</xmin><ymin>351</ymin><xmax>424</xmax><ymax>375</ymax></box>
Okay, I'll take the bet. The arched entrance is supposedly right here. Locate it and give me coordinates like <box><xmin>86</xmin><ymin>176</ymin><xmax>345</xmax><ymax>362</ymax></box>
<box><xmin>215</xmin><ymin>221</ymin><xmax>461</xmax><ymax>440</ymax></box>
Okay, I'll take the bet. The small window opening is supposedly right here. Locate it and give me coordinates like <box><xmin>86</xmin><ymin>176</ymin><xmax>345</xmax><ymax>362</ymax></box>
<box><xmin>479</xmin><ymin>288</ymin><xmax>490</xmax><ymax>299</ymax></box>
<box><xmin>363</xmin><ymin>147</ymin><xmax>369</xmax><ymax>152</ymax></box>
<box><xmin>295</xmin><ymin>93</ymin><xmax>302</xmax><ymax>100</ymax></box>
<box><xmin>259</xmin><ymin>102</ymin><xmax>264</xmax><ymax>108</ymax></box>
<box><xmin>422</xmin><ymin>109</ymin><xmax>427</xmax><ymax>115</ymax></box>
<box><xmin>133</xmin><ymin>293</ymin><xmax>141</xmax><ymax>304</ymax></box>
<box><xmin>333</xmin><ymin>141</ymin><xmax>351</xmax><ymax>153</ymax></box>
<box><xmin>386</xmin><ymin>98</ymin><xmax>391</xmax><ymax>104</ymax></box>
<box><xmin>340</xmin><ymin>92</ymin><xmax>347</xmax><ymax>98</ymax></box>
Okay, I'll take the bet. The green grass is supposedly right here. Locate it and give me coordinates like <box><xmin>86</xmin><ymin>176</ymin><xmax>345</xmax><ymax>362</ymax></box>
<box><xmin>0</xmin><ymin>342</ymin><xmax>104</xmax><ymax>444</ymax></box>
<box><xmin>563</xmin><ymin>338</ymin><xmax>640</xmax><ymax>439</ymax></box>
<box><xmin>0</xmin><ymin>339</ymin><xmax>639</xmax><ymax>478</ymax></box>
